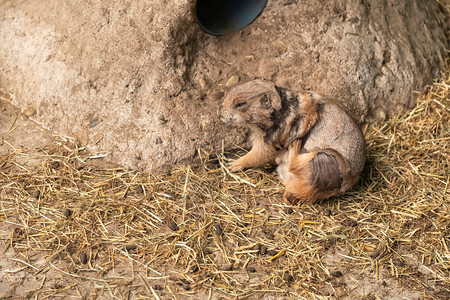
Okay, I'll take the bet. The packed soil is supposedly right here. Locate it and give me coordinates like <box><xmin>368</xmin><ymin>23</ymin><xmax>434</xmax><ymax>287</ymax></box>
<box><xmin>0</xmin><ymin>64</ymin><xmax>448</xmax><ymax>298</ymax></box>
<box><xmin>1</xmin><ymin>0</ymin><xmax>447</xmax><ymax>171</ymax></box>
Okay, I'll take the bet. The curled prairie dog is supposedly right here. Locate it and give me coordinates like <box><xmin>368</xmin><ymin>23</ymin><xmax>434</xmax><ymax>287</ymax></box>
<box><xmin>218</xmin><ymin>79</ymin><xmax>366</xmax><ymax>204</ymax></box>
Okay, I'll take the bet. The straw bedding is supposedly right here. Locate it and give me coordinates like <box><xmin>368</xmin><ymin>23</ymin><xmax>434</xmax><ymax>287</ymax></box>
<box><xmin>0</xmin><ymin>66</ymin><xmax>448</xmax><ymax>298</ymax></box>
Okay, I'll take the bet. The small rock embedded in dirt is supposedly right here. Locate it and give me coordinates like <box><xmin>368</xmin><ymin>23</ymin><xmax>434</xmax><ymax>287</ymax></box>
<box><xmin>283</xmin><ymin>273</ymin><xmax>294</xmax><ymax>282</ymax></box>
<box><xmin>283</xmin><ymin>206</ymin><xmax>294</xmax><ymax>214</ymax></box>
<box><xmin>331</xmin><ymin>270</ymin><xmax>343</xmax><ymax>277</ymax></box>
<box><xmin>253</xmin><ymin>243</ymin><xmax>261</xmax><ymax>251</ymax></box>
<box><xmin>80</xmin><ymin>252</ymin><xmax>88</xmax><ymax>264</ymax></box>
<box><xmin>203</xmin><ymin>248</ymin><xmax>213</xmax><ymax>254</ymax></box>
<box><xmin>265</xmin><ymin>232</ymin><xmax>275</xmax><ymax>240</ymax></box>
<box><xmin>75</xmin><ymin>130</ymin><xmax>89</xmax><ymax>146</ymax></box>
<box><xmin>168</xmin><ymin>220</ymin><xmax>179</xmax><ymax>231</ymax></box>
<box><xmin>225</xmin><ymin>75</ymin><xmax>240</xmax><ymax>87</ymax></box>
<box><xmin>63</xmin><ymin>208</ymin><xmax>72</xmax><ymax>218</ymax></box>
<box><xmin>393</xmin><ymin>258</ymin><xmax>405</xmax><ymax>267</ymax></box>
<box><xmin>259</xmin><ymin>245</ymin><xmax>268</xmax><ymax>255</ymax></box>
<box><xmin>223</xmin><ymin>264</ymin><xmax>233</xmax><ymax>271</ymax></box>
<box><xmin>135</xmin><ymin>185</ymin><xmax>144</xmax><ymax>194</ymax></box>
<box><xmin>50</xmin><ymin>161</ymin><xmax>60</xmax><ymax>169</ymax></box>
<box><xmin>91</xmin><ymin>133</ymin><xmax>103</xmax><ymax>145</ymax></box>
<box><xmin>23</xmin><ymin>106</ymin><xmax>36</xmax><ymax>117</ymax></box>
<box><xmin>377</xmin><ymin>109</ymin><xmax>387</xmax><ymax>121</ymax></box>
<box><xmin>368</xmin><ymin>248</ymin><xmax>382</xmax><ymax>258</ymax></box>
<box><xmin>89</xmin><ymin>118</ymin><xmax>100</xmax><ymax>128</ymax></box>
<box><xmin>247</xmin><ymin>266</ymin><xmax>256</xmax><ymax>273</ymax></box>
<box><xmin>162</xmin><ymin>192</ymin><xmax>175</xmax><ymax>200</ymax></box>
<box><xmin>215</xmin><ymin>224</ymin><xmax>222</xmax><ymax>235</ymax></box>
<box><xmin>267</xmin><ymin>249</ymin><xmax>278</xmax><ymax>256</ymax></box>
<box><xmin>278</xmin><ymin>41</ymin><xmax>288</xmax><ymax>52</ymax></box>
<box><xmin>323</xmin><ymin>208</ymin><xmax>332</xmax><ymax>216</ymax></box>
<box><xmin>342</xmin><ymin>218</ymin><xmax>358</xmax><ymax>227</ymax></box>
<box><xmin>125</xmin><ymin>244</ymin><xmax>137</xmax><ymax>251</ymax></box>
<box><xmin>257</xmin><ymin>61</ymin><xmax>279</xmax><ymax>79</ymax></box>
<box><xmin>197</xmin><ymin>77</ymin><xmax>207</xmax><ymax>90</ymax></box>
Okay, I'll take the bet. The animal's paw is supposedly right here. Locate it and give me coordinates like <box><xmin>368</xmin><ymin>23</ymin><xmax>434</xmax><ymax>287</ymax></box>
<box><xmin>229</xmin><ymin>159</ymin><xmax>245</xmax><ymax>172</ymax></box>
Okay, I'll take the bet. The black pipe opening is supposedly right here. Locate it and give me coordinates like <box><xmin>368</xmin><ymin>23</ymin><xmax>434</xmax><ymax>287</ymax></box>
<box><xmin>195</xmin><ymin>0</ymin><xmax>268</xmax><ymax>36</ymax></box>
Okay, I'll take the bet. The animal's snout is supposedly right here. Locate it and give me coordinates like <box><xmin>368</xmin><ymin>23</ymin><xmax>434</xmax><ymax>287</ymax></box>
<box><xmin>218</xmin><ymin>108</ymin><xmax>233</xmax><ymax>123</ymax></box>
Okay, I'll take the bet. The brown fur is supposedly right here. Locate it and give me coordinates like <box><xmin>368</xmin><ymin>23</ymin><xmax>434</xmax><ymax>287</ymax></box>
<box><xmin>219</xmin><ymin>79</ymin><xmax>366</xmax><ymax>204</ymax></box>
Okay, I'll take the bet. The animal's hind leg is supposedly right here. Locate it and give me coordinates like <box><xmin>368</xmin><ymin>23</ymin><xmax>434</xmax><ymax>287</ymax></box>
<box><xmin>283</xmin><ymin>144</ymin><xmax>343</xmax><ymax>204</ymax></box>
<box><xmin>283</xmin><ymin>140</ymin><xmax>317</xmax><ymax>204</ymax></box>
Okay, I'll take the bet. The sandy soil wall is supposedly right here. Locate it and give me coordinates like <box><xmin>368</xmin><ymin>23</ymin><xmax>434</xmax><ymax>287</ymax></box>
<box><xmin>0</xmin><ymin>0</ymin><xmax>447</xmax><ymax>171</ymax></box>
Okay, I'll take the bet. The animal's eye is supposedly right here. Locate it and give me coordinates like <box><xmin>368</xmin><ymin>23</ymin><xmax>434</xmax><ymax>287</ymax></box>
<box><xmin>234</xmin><ymin>101</ymin><xmax>247</xmax><ymax>108</ymax></box>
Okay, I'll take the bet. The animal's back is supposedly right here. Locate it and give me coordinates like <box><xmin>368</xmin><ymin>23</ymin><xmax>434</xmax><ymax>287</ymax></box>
<box><xmin>302</xmin><ymin>99</ymin><xmax>366</xmax><ymax>186</ymax></box>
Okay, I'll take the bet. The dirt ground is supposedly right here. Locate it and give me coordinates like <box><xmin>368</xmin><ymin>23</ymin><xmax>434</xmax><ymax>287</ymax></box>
<box><xmin>1</xmin><ymin>70</ymin><xmax>449</xmax><ymax>299</ymax></box>
<box><xmin>0</xmin><ymin>2</ymin><xmax>449</xmax><ymax>296</ymax></box>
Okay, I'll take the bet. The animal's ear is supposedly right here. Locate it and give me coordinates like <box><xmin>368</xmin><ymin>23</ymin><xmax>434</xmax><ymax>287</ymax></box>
<box><xmin>260</xmin><ymin>94</ymin><xmax>271</xmax><ymax>108</ymax></box>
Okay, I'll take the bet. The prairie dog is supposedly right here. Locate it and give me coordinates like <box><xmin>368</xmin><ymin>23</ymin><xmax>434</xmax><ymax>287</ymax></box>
<box><xmin>219</xmin><ymin>79</ymin><xmax>366</xmax><ymax>204</ymax></box>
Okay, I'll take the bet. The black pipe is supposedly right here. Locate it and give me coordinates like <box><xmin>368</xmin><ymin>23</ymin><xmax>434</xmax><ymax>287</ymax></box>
<box><xmin>195</xmin><ymin>0</ymin><xmax>268</xmax><ymax>36</ymax></box>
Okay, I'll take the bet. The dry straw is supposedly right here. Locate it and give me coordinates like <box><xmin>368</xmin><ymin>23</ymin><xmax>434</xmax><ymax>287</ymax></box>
<box><xmin>1</xmin><ymin>67</ymin><xmax>449</xmax><ymax>298</ymax></box>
